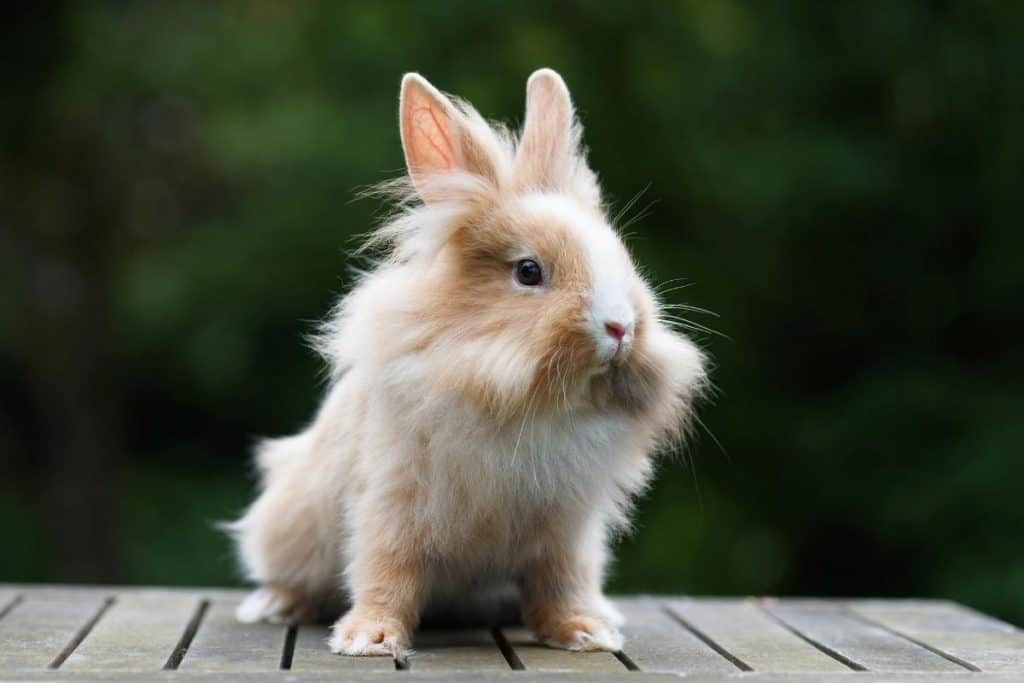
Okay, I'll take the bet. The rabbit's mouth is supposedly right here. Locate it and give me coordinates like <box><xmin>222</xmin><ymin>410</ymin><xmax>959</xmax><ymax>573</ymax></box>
<box><xmin>591</xmin><ymin>329</ymin><xmax>633</xmax><ymax>366</ymax></box>
<box><xmin>611</xmin><ymin>339</ymin><xmax>633</xmax><ymax>363</ymax></box>
<box><xmin>583</xmin><ymin>342</ymin><xmax>636</xmax><ymax>388</ymax></box>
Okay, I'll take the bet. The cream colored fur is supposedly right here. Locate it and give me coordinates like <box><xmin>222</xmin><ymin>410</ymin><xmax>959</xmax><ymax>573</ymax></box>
<box><xmin>229</xmin><ymin>69</ymin><xmax>707</xmax><ymax>657</ymax></box>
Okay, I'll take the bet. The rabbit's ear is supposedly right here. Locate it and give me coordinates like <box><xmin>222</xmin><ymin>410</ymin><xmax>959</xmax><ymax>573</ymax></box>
<box><xmin>400</xmin><ymin>73</ymin><xmax>496</xmax><ymax>202</ymax></box>
<box><xmin>514</xmin><ymin>68</ymin><xmax>577</xmax><ymax>190</ymax></box>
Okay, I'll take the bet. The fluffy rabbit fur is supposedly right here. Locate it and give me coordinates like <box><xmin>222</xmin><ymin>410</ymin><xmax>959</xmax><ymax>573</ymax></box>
<box><xmin>229</xmin><ymin>69</ymin><xmax>707</xmax><ymax>656</ymax></box>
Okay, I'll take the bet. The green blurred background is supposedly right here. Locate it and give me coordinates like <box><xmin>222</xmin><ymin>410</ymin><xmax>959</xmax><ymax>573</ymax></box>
<box><xmin>2</xmin><ymin>2</ymin><xmax>1022</xmax><ymax>625</ymax></box>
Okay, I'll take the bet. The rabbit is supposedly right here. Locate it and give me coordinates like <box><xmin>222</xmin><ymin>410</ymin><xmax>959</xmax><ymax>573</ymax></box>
<box><xmin>228</xmin><ymin>68</ymin><xmax>708</xmax><ymax>657</ymax></box>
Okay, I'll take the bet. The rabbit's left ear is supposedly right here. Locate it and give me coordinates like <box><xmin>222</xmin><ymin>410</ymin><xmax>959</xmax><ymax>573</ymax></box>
<box><xmin>514</xmin><ymin>68</ymin><xmax>578</xmax><ymax>190</ymax></box>
<box><xmin>400</xmin><ymin>73</ymin><xmax>498</xmax><ymax>203</ymax></box>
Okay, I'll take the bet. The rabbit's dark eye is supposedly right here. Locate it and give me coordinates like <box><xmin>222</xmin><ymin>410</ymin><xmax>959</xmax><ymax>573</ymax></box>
<box><xmin>515</xmin><ymin>259</ymin><xmax>543</xmax><ymax>286</ymax></box>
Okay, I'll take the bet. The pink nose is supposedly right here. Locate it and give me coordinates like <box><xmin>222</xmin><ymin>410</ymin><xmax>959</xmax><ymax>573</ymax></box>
<box><xmin>604</xmin><ymin>321</ymin><xmax>628</xmax><ymax>341</ymax></box>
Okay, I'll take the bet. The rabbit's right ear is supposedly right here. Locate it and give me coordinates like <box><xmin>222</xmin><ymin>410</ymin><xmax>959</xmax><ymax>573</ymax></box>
<box><xmin>514</xmin><ymin>68</ymin><xmax>578</xmax><ymax>191</ymax></box>
<box><xmin>400</xmin><ymin>73</ymin><xmax>497</xmax><ymax>203</ymax></box>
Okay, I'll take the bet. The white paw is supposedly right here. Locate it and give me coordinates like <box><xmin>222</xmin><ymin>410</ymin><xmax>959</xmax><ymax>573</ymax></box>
<box><xmin>574</xmin><ymin>623</ymin><xmax>624</xmax><ymax>651</ymax></box>
<box><xmin>235</xmin><ymin>587</ymin><xmax>311</xmax><ymax>624</ymax></box>
<box><xmin>328</xmin><ymin>612</ymin><xmax>409</xmax><ymax>657</ymax></box>
<box><xmin>538</xmin><ymin>614</ymin><xmax>624</xmax><ymax>652</ymax></box>
<box><xmin>236</xmin><ymin>588</ymin><xmax>278</xmax><ymax>623</ymax></box>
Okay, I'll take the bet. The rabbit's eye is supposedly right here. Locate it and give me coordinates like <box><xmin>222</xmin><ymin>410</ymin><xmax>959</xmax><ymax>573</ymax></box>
<box><xmin>515</xmin><ymin>259</ymin><xmax>543</xmax><ymax>286</ymax></box>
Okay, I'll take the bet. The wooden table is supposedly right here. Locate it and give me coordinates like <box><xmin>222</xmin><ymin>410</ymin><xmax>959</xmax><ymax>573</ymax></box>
<box><xmin>1</xmin><ymin>585</ymin><xmax>1022</xmax><ymax>681</ymax></box>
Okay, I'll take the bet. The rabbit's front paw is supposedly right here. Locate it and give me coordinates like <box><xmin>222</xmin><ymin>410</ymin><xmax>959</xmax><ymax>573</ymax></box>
<box><xmin>329</xmin><ymin>610</ymin><xmax>410</xmax><ymax>657</ymax></box>
<box><xmin>536</xmin><ymin>614</ymin><xmax>624</xmax><ymax>652</ymax></box>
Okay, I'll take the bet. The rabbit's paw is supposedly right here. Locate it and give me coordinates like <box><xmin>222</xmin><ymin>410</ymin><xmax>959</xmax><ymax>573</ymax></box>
<box><xmin>538</xmin><ymin>614</ymin><xmax>624</xmax><ymax>652</ymax></box>
<box><xmin>236</xmin><ymin>586</ymin><xmax>313</xmax><ymax>624</ymax></box>
<box><xmin>329</xmin><ymin>611</ymin><xmax>409</xmax><ymax>657</ymax></box>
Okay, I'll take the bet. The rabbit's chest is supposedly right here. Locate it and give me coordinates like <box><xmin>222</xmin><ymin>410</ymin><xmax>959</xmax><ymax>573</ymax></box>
<box><xmin>417</xmin><ymin>410</ymin><xmax>633</xmax><ymax>555</ymax></box>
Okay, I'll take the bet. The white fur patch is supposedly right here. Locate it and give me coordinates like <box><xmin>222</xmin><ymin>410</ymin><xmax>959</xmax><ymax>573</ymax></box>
<box><xmin>518</xmin><ymin>193</ymin><xmax>637</xmax><ymax>362</ymax></box>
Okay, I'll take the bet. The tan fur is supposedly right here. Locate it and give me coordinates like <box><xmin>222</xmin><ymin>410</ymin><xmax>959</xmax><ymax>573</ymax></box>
<box><xmin>230</xmin><ymin>69</ymin><xmax>708</xmax><ymax>657</ymax></box>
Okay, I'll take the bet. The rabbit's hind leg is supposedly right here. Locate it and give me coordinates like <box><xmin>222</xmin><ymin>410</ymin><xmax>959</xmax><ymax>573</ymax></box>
<box><xmin>236</xmin><ymin>584</ymin><xmax>316</xmax><ymax>624</ymax></box>
<box><xmin>229</xmin><ymin>434</ymin><xmax>340</xmax><ymax>624</ymax></box>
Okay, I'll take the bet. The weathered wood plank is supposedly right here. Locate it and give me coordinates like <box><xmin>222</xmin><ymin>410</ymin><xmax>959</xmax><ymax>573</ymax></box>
<box><xmin>289</xmin><ymin>624</ymin><xmax>394</xmax><ymax>672</ymax></box>
<box><xmin>178</xmin><ymin>598</ymin><xmax>285</xmax><ymax>672</ymax></box>
<box><xmin>764</xmin><ymin>599</ymin><xmax>963</xmax><ymax>672</ymax></box>
<box><xmin>1</xmin><ymin>586</ymin><xmax>1020</xmax><ymax>678</ymax></box>
<box><xmin>0</xmin><ymin>670</ymin><xmax>696</xmax><ymax>683</ymax></box>
<box><xmin>668</xmin><ymin>598</ymin><xmax>850</xmax><ymax>673</ymax></box>
<box><xmin>500</xmin><ymin>626</ymin><xmax>623</xmax><ymax>671</ymax></box>
<box><xmin>851</xmin><ymin>600</ymin><xmax>1024</xmax><ymax>673</ymax></box>
<box><xmin>409</xmin><ymin>628</ymin><xmax>509</xmax><ymax>671</ymax></box>
<box><xmin>5</xmin><ymin>586</ymin><xmax>244</xmax><ymax>600</ymax></box>
<box><xmin>614</xmin><ymin>598</ymin><xmax>738</xmax><ymax>674</ymax></box>
<box><xmin>2</xmin><ymin>669</ymin><xmax>1023</xmax><ymax>681</ymax></box>
<box><xmin>0</xmin><ymin>593</ymin><xmax>109</xmax><ymax>670</ymax></box>
<box><xmin>61</xmin><ymin>592</ymin><xmax>201</xmax><ymax>671</ymax></box>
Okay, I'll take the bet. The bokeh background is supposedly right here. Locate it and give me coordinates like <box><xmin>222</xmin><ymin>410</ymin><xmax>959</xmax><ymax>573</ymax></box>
<box><xmin>3</xmin><ymin>2</ymin><xmax>1023</xmax><ymax>625</ymax></box>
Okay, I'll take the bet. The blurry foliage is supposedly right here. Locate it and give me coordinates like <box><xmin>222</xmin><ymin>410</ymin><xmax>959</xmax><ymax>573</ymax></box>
<box><xmin>1</xmin><ymin>2</ymin><xmax>1022</xmax><ymax>624</ymax></box>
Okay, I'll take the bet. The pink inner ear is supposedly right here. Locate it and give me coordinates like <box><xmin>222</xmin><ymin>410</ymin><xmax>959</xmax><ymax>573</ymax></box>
<box><xmin>407</xmin><ymin>104</ymin><xmax>456</xmax><ymax>173</ymax></box>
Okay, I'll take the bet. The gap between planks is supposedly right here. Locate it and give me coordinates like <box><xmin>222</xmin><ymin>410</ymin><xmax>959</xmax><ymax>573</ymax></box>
<box><xmin>757</xmin><ymin>599</ymin><xmax>984</xmax><ymax>674</ymax></box>
<box><xmin>757</xmin><ymin>600</ymin><xmax>867</xmax><ymax>671</ymax></box>
<box><xmin>613</xmin><ymin>649</ymin><xmax>640</xmax><ymax>671</ymax></box>
<box><xmin>845</xmin><ymin>605</ymin><xmax>982</xmax><ymax>672</ymax></box>
<box><xmin>490</xmin><ymin>628</ymin><xmax>524</xmax><ymax>670</ymax></box>
<box><xmin>48</xmin><ymin>597</ymin><xmax>116</xmax><ymax>669</ymax></box>
<box><xmin>664</xmin><ymin>598</ymin><xmax>965</xmax><ymax>674</ymax></box>
<box><xmin>39</xmin><ymin>593</ymin><xmax>214</xmax><ymax>672</ymax></box>
<box><xmin>662</xmin><ymin>604</ymin><xmax>752</xmax><ymax>671</ymax></box>
<box><xmin>0</xmin><ymin>594</ymin><xmax>23</xmax><ymax>621</ymax></box>
<box><xmin>279</xmin><ymin>625</ymin><xmax>297</xmax><ymax>670</ymax></box>
<box><xmin>163</xmin><ymin>600</ymin><xmax>210</xmax><ymax>670</ymax></box>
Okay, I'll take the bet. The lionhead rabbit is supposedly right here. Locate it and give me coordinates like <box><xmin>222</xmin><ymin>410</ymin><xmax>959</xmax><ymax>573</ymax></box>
<box><xmin>229</xmin><ymin>69</ymin><xmax>707</xmax><ymax>657</ymax></box>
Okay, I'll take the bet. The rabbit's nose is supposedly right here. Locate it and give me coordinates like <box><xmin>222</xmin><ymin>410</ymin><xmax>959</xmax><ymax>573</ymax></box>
<box><xmin>604</xmin><ymin>321</ymin><xmax>629</xmax><ymax>341</ymax></box>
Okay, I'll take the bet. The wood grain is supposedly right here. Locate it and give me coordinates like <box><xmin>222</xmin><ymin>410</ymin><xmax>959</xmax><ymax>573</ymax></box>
<box><xmin>851</xmin><ymin>600</ymin><xmax>1024</xmax><ymax>673</ymax></box>
<box><xmin>61</xmin><ymin>591</ymin><xmax>201</xmax><ymax>671</ymax></box>
<box><xmin>178</xmin><ymin>598</ymin><xmax>285</xmax><ymax>672</ymax></box>
<box><xmin>1</xmin><ymin>587</ymin><xmax>1021</xmax><ymax>679</ymax></box>
<box><xmin>668</xmin><ymin>598</ymin><xmax>850</xmax><ymax>673</ymax></box>
<box><xmin>2</xmin><ymin>669</ymin><xmax>1024</xmax><ymax>681</ymax></box>
<box><xmin>764</xmin><ymin>599</ymin><xmax>963</xmax><ymax>672</ymax></box>
<box><xmin>615</xmin><ymin>598</ymin><xmax>739</xmax><ymax>674</ymax></box>
<box><xmin>0</xmin><ymin>593</ymin><xmax>109</xmax><ymax>670</ymax></box>
<box><xmin>409</xmin><ymin>629</ymin><xmax>509</xmax><ymax>671</ymax></box>
<box><xmin>500</xmin><ymin>626</ymin><xmax>623</xmax><ymax>671</ymax></box>
<box><xmin>289</xmin><ymin>624</ymin><xmax>394</xmax><ymax>672</ymax></box>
